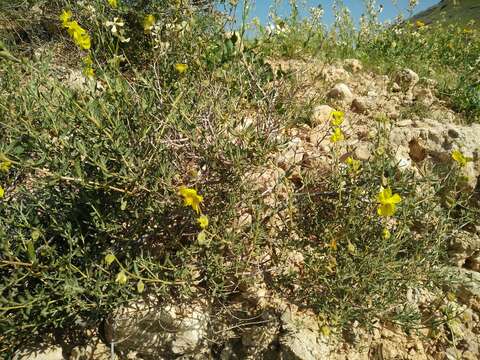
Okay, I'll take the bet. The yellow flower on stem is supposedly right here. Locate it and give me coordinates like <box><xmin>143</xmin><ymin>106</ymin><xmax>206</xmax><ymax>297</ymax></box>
<box><xmin>59</xmin><ymin>10</ymin><xmax>72</xmax><ymax>27</ymax></box>
<box><xmin>60</xmin><ymin>12</ymin><xmax>91</xmax><ymax>51</ymax></box>
<box><xmin>377</xmin><ymin>187</ymin><xmax>402</xmax><ymax>217</ymax></box>
<box><xmin>71</xmin><ymin>27</ymin><xmax>91</xmax><ymax>50</ymax></box>
<box><xmin>452</xmin><ymin>149</ymin><xmax>472</xmax><ymax>167</ymax></box>
<box><xmin>330</xmin><ymin>111</ymin><xmax>344</xmax><ymax>126</ymax></box>
<box><xmin>107</xmin><ymin>0</ymin><xmax>118</xmax><ymax>8</ymax></box>
<box><xmin>175</xmin><ymin>63</ymin><xmax>188</xmax><ymax>74</ymax></box>
<box><xmin>345</xmin><ymin>157</ymin><xmax>360</xmax><ymax>173</ymax></box>
<box><xmin>68</xmin><ymin>23</ymin><xmax>91</xmax><ymax>50</ymax></box>
<box><xmin>143</xmin><ymin>14</ymin><xmax>156</xmax><ymax>33</ymax></box>
<box><xmin>179</xmin><ymin>186</ymin><xmax>203</xmax><ymax>214</ymax></box>
<box><xmin>197</xmin><ymin>215</ymin><xmax>209</xmax><ymax>229</ymax></box>
<box><xmin>330</xmin><ymin>127</ymin><xmax>344</xmax><ymax>143</ymax></box>
<box><xmin>77</xmin><ymin>36</ymin><xmax>91</xmax><ymax>50</ymax></box>
<box><xmin>0</xmin><ymin>185</ymin><xmax>4</xmax><ymax>198</ymax></box>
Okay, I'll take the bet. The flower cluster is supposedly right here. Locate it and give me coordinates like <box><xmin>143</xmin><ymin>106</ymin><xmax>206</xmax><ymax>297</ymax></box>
<box><xmin>329</xmin><ymin>111</ymin><xmax>345</xmax><ymax>143</ymax></box>
<box><xmin>105</xmin><ymin>17</ymin><xmax>130</xmax><ymax>43</ymax></box>
<box><xmin>179</xmin><ymin>187</ymin><xmax>210</xmax><ymax>245</ymax></box>
<box><xmin>60</xmin><ymin>10</ymin><xmax>94</xmax><ymax>77</ymax></box>
<box><xmin>60</xmin><ymin>10</ymin><xmax>91</xmax><ymax>50</ymax></box>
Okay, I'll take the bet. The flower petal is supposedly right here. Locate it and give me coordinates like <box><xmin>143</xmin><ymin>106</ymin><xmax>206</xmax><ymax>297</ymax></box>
<box><xmin>389</xmin><ymin>194</ymin><xmax>402</xmax><ymax>204</ymax></box>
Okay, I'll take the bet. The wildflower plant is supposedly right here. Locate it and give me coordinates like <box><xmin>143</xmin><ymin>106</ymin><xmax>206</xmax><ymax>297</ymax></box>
<box><xmin>329</xmin><ymin>110</ymin><xmax>345</xmax><ymax>143</ymax></box>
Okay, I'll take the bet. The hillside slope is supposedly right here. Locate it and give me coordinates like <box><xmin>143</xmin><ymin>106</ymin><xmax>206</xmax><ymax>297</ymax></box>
<box><xmin>412</xmin><ymin>0</ymin><xmax>480</xmax><ymax>26</ymax></box>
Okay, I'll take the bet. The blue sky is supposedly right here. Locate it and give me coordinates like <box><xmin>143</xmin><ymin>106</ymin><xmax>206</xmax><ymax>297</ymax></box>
<box><xmin>220</xmin><ymin>0</ymin><xmax>439</xmax><ymax>28</ymax></box>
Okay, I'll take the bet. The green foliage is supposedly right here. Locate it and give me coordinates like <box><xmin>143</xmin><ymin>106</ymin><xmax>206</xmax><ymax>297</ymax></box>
<box><xmin>356</xmin><ymin>21</ymin><xmax>480</xmax><ymax>122</ymax></box>
<box><xmin>250</xmin><ymin>2</ymin><xmax>480</xmax><ymax>122</ymax></box>
<box><xmin>274</xmin><ymin>144</ymin><xmax>472</xmax><ymax>328</ymax></box>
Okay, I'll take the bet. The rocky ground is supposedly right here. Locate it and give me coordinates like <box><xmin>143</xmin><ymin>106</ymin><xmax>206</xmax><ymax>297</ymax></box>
<box><xmin>15</xmin><ymin>59</ymin><xmax>480</xmax><ymax>359</ymax></box>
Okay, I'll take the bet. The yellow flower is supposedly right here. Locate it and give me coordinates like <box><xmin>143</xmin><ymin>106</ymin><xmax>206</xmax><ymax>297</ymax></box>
<box><xmin>0</xmin><ymin>185</ymin><xmax>4</xmax><ymax>198</ymax></box>
<box><xmin>107</xmin><ymin>0</ymin><xmax>118</xmax><ymax>8</ymax></box>
<box><xmin>197</xmin><ymin>215</ymin><xmax>209</xmax><ymax>229</ymax></box>
<box><xmin>143</xmin><ymin>14</ymin><xmax>156</xmax><ymax>33</ymax></box>
<box><xmin>345</xmin><ymin>157</ymin><xmax>360</xmax><ymax>173</ymax></box>
<box><xmin>0</xmin><ymin>161</ymin><xmax>12</xmax><ymax>172</ymax></box>
<box><xmin>73</xmin><ymin>30</ymin><xmax>91</xmax><ymax>50</ymax></box>
<box><xmin>463</xmin><ymin>28</ymin><xmax>473</xmax><ymax>34</ymax></box>
<box><xmin>452</xmin><ymin>150</ymin><xmax>472</xmax><ymax>167</ymax></box>
<box><xmin>330</xmin><ymin>111</ymin><xmax>344</xmax><ymax>126</ymax></box>
<box><xmin>175</xmin><ymin>63</ymin><xmax>188</xmax><ymax>74</ymax></box>
<box><xmin>377</xmin><ymin>187</ymin><xmax>402</xmax><ymax>217</ymax></box>
<box><xmin>382</xmin><ymin>228</ymin><xmax>391</xmax><ymax>240</ymax></box>
<box><xmin>179</xmin><ymin>186</ymin><xmax>203</xmax><ymax>213</ymax></box>
<box><xmin>115</xmin><ymin>270</ymin><xmax>127</xmax><ymax>285</ymax></box>
<box><xmin>330</xmin><ymin>127</ymin><xmax>344</xmax><ymax>143</ymax></box>
<box><xmin>59</xmin><ymin>10</ymin><xmax>72</xmax><ymax>27</ymax></box>
<box><xmin>62</xmin><ymin>18</ymin><xmax>91</xmax><ymax>50</ymax></box>
<box><xmin>415</xmin><ymin>20</ymin><xmax>425</xmax><ymax>28</ymax></box>
<box><xmin>66</xmin><ymin>20</ymin><xmax>81</xmax><ymax>37</ymax></box>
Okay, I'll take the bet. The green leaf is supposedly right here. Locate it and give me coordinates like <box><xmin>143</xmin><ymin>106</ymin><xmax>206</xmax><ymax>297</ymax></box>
<box><xmin>26</xmin><ymin>240</ymin><xmax>36</xmax><ymax>262</ymax></box>
<box><xmin>31</xmin><ymin>229</ymin><xmax>41</xmax><ymax>242</ymax></box>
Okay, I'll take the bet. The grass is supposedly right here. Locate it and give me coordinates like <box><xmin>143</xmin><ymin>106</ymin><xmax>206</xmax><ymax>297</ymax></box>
<box><xmin>412</xmin><ymin>0</ymin><xmax>480</xmax><ymax>27</ymax></box>
<box><xmin>0</xmin><ymin>0</ymin><xmax>479</xmax><ymax>356</ymax></box>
